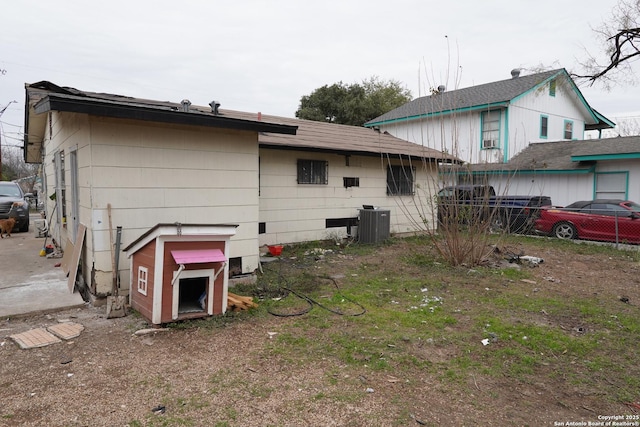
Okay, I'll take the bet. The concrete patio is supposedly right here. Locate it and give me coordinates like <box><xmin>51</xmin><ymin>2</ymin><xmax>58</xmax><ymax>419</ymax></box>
<box><xmin>0</xmin><ymin>216</ymin><xmax>85</xmax><ymax>318</ymax></box>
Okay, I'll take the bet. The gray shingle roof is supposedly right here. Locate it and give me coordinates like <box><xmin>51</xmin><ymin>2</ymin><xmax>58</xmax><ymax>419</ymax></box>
<box><xmin>472</xmin><ymin>136</ymin><xmax>640</xmax><ymax>173</ymax></box>
<box><xmin>226</xmin><ymin>110</ymin><xmax>457</xmax><ymax>162</ymax></box>
<box><xmin>25</xmin><ymin>81</ymin><xmax>458</xmax><ymax>163</ymax></box>
<box><xmin>366</xmin><ymin>69</ymin><xmax>565</xmax><ymax>125</ymax></box>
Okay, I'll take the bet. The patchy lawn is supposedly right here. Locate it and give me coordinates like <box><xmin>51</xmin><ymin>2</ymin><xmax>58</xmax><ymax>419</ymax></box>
<box><xmin>1</xmin><ymin>235</ymin><xmax>640</xmax><ymax>426</ymax></box>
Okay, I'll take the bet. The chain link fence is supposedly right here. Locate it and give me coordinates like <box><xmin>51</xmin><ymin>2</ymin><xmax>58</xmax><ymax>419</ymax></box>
<box><xmin>534</xmin><ymin>202</ymin><xmax>640</xmax><ymax>247</ymax></box>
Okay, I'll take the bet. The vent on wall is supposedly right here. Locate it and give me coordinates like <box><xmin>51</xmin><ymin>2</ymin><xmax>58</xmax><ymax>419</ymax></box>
<box><xmin>343</xmin><ymin>177</ymin><xmax>360</xmax><ymax>188</ymax></box>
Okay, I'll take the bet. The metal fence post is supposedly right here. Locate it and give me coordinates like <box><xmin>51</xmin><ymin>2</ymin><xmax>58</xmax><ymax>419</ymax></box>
<box><xmin>614</xmin><ymin>210</ymin><xmax>619</xmax><ymax>249</ymax></box>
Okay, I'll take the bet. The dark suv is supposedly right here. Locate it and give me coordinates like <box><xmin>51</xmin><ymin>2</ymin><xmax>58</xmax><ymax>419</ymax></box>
<box><xmin>0</xmin><ymin>181</ymin><xmax>31</xmax><ymax>232</ymax></box>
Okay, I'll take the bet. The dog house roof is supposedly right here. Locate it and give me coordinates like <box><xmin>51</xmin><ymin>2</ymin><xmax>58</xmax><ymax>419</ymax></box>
<box><xmin>123</xmin><ymin>223</ymin><xmax>239</xmax><ymax>256</ymax></box>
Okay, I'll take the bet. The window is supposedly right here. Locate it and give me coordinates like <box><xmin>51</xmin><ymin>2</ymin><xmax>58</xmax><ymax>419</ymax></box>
<box><xmin>137</xmin><ymin>266</ymin><xmax>148</xmax><ymax>296</ymax></box>
<box><xmin>563</xmin><ymin>120</ymin><xmax>573</xmax><ymax>139</ymax></box>
<box><xmin>53</xmin><ymin>151</ymin><xmax>67</xmax><ymax>226</ymax></box>
<box><xmin>343</xmin><ymin>177</ymin><xmax>359</xmax><ymax>188</ymax></box>
<box><xmin>297</xmin><ymin>159</ymin><xmax>328</xmax><ymax>184</ymax></box>
<box><xmin>481</xmin><ymin>111</ymin><xmax>500</xmax><ymax>149</ymax></box>
<box><xmin>387</xmin><ymin>165</ymin><xmax>415</xmax><ymax>195</ymax></box>
<box><xmin>549</xmin><ymin>79</ymin><xmax>556</xmax><ymax>97</ymax></box>
<box><xmin>540</xmin><ymin>115</ymin><xmax>548</xmax><ymax>138</ymax></box>
<box><xmin>595</xmin><ymin>172</ymin><xmax>627</xmax><ymax>199</ymax></box>
<box><xmin>583</xmin><ymin>203</ymin><xmax>632</xmax><ymax>217</ymax></box>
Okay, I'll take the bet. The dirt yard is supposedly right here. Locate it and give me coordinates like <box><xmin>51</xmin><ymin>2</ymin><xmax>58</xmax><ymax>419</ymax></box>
<box><xmin>1</xmin><ymin>237</ymin><xmax>639</xmax><ymax>427</ymax></box>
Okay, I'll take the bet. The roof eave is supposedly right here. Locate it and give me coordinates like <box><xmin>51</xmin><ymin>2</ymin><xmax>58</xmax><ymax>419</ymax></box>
<box><xmin>259</xmin><ymin>142</ymin><xmax>461</xmax><ymax>163</ymax></box>
<box><xmin>33</xmin><ymin>94</ymin><xmax>298</xmax><ymax>135</ymax></box>
<box><xmin>365</xmin><ymin>102</ymin><xmax>510</xmax><ymax>128</ymax></box>
<box><xmin>571</xmin><ymin>153</ymin><xmax>640</xmax><ymax>161</ymax></box>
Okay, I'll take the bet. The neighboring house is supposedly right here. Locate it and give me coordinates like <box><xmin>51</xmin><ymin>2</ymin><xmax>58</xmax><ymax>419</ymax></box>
<box><xmin>365</xmin><ymin>68</ymin><xmax>615</xmax><ymax>164</ymax></box>
<box><xmin>468</xmin><ymin>136</ymin><xmax>640</xmax><ymax>206</ymax></box>
<box><xmin>23</xmin><ymin>81</ymin><xmax>456</xmax><ymax>299</ymax></box>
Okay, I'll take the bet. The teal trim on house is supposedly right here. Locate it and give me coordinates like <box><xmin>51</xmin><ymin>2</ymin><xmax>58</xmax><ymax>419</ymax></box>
<box><xmin>563</xmin><ymin>119</ymin><xmax>574</xmax><ymax>140</ymax></box>
<box><xmin>593</xmin><ymin>171</ymin><xmax>629</xmax><ymax>199</ymax></box>
<box><xmin>593</xmin><ymin>110</ymin><xmax>616</xmax><ymax>128</ymax></box>
<box><xmin>510</xmin><ymin>70</ymin><xmax>598</xmax><ymax>124</ymax></box>
<box><xmin>540</xmin><ymin>115</ymin><xmax>548</xmax><ymax>139</ymax></box>
<box><xmin>363</xmin><ymin>102</ymin><xmax>509</xmax><ymax>128</ymax></box>
<box><xmin>572</xmin><ymin>152</ymin><xmax>640</xmax><ymax>161</ymax></box>
<box><xmin>503</xmin><ymin>108</ymin><xmax>510</xmax><ymax>162</ymax></box>
<box><xmin>480</xmin><ymin>110</ymin><xmax>502</xmax><ymax>151</ymax></box>
<box><xmin>464</xmin><ymin>167</ymin><xmax>596</xmax><ymax>177</ymax></box>
<box><xmin>549</xmin><ymin>79</ymin><xmax>556</xmax><ymax>97</ymax></box>
<box><xmin>510</xmin><ymin>71</ymin><xmax>562</xmax><ymax>104</ymax></box>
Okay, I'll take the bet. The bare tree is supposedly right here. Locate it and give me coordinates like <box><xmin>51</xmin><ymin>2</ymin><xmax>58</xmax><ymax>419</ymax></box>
<box><xmin>1</xmin><ymin>145</ymin><xmax>39</xmax><ymax>187</ymax></box>
<box><xmin>574</xmin><ymin>0</ymin><xmax>640</xmax><ymax>86</ymax></box>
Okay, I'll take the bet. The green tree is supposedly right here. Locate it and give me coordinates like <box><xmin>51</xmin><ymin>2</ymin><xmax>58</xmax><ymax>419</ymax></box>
<box><xmin>295</xmin><ymin>77</ymin><xmax>411</xmax><ymax>126</ymax></box>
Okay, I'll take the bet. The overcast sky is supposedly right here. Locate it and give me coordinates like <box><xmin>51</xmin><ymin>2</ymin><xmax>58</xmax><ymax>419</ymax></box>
<box><xmin>1</xmin><ymin>0</ymin><xmax>638</xmax><ymax>148</ymax></box>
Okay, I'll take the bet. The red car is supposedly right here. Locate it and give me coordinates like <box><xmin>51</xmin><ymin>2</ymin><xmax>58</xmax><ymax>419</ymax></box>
<box><xmin>534</xmin><ymin>199</ymin><xmax>640</xmax><ymax>244</ymax></box>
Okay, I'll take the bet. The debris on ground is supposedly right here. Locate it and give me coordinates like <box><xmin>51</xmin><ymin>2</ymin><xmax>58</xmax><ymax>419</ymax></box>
<box><xmin>227</xmin><ymin>292</ymin><xmax>258</xmax><ymax>311</ymax></box>
<box><xmin>133</xmin><ymin>328</ymin><xmax>170</xmax><ymax>336</ymax></box>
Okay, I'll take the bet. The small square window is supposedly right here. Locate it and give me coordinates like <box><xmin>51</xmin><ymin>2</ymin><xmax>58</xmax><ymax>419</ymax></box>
<box><xmin>387</xmin><ymin>165</ymin><xmax>415</xmax><ymax>196</ymax></box>
<box><xmin>297</xmin><ymin>159</ymin><xmax>328</xmax><ymax>184</ymax></box>
<box><xmin>137</xmin><ymin>266</ymin><xmax>148</xmax><ymax>296</ymax></box>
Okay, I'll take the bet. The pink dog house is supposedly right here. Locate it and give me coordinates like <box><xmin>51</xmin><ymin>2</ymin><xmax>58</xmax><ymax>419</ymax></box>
<box><xmin>123</xmin><ymin>223</ymin><xmax>238</xmax><ymax>325</ymax></box>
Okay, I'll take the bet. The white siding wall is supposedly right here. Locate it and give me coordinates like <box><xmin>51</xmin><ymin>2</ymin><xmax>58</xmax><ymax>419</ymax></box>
<box><xmin>378</xmin><ymin>112</ymin><xmax>489</xmax><ymax>164</ymax></box>
<box><xmin>488</xmin><ymin>174</ymin><xmax>593</xmax><ymax>207</ymax></box>
<box><xmin>379</xmin><ymin>79</ymin><xmax>590</xmax><ymax>164</ymax></box>
<box><xmin>258</xmin><ymin>149</ymin><xmax>440</xmax><ymax>245</ymax></box>
<box><xmin>509</xmin><ymin>81</ymin><xmax>586</xmax><ymax>158</ymax></box>
<box><xmin>488</xmin><ymin>162</ymin><xmax>640</xmax><ymax>207</ymax></box>
<box><xmin>45</xmin><ymin>112</ymin><xmax>260</xmax><ymax>295</ymax></box>
<box><xmin>42</xmin><ymin>111</ymin><xmax>91</xmax><ymax>252</ymax></box>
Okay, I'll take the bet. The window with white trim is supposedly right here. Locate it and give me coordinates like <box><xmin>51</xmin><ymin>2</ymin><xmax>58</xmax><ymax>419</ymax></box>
<box><xmin>137</xmin><ymin>266</ymin><xmax>148</xmax><ymax>296</ymax></box>
<box><xmin>481</xmin><ymin>111</ymin><xmax>500</xmax><ymax>149</ymax></box>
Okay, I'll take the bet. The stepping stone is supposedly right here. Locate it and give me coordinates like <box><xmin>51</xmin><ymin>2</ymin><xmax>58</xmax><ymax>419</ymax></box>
<box><xmin>47</xmin><ymin>322</ymin><xmax>84</xmax><ymax>340</ymax></box>
<box><xmin>10</xmin><ymin>328</ymin><xmax>61</xmax><ymax>349</ymax></box>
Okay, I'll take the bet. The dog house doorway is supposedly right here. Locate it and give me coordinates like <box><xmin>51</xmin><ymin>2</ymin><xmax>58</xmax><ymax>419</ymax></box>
<box><xmin>172</xmin><ymin>268</ymin><xmax>215</xmax><ymax>321</ymax></box>
<box><xmin>178</xmin><ymin>276</ymin><xmax>208</xmax><ymax>314</ymax></box>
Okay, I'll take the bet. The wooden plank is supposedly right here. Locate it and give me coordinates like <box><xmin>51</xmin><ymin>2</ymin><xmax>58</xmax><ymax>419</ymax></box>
<box><xmin>67</xmin><ymin>224</ymin><xmax>86</xmax><ymax>293</ymax></box>
<box><xmin>61</xmin><ymin>238</ymin><xmax>74</xmax><ymax>276</ymax></box>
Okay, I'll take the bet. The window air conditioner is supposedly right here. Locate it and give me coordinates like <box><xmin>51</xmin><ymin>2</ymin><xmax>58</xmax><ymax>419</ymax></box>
<box><xmin>483</xmin><ymin>139</ymin><xmax>498</xmax><ymax>149</ymax></box>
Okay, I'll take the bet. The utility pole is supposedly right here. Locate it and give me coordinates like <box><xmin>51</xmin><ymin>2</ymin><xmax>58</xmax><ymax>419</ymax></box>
<box><xmin>0</xmin><ymin>101</ymin><xmax>17</xmax><ymax>180</ymax></box>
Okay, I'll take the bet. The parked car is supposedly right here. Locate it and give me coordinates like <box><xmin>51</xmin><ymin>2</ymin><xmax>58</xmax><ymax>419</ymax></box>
<box><xmin>0</xmin><ymin>181</ymin><xmax>31</xmax><ymax>232</ymax></box>
<box><xmin>534</xmin><ymin>199</ymin><xmax>640</xmax><ymax>244</ymax></box>
<box><xmin>437</xmin><ymin>185</ymin><xmax>552</xmax><ymax>233</ymax></box>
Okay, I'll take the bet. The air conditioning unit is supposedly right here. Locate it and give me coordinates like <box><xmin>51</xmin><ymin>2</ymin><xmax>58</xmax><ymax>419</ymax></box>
<box><xmin>358</xmin><ymin>208</ymin><xmax>390</xmax><ymax>244</ymax></box>
<box><xmin>483</xmin><ymin>139</ymin><xmax>498</xmax><ymax>149</ymax></box>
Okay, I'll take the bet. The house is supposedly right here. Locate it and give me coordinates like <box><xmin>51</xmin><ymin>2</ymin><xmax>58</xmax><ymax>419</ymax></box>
<box><xmin>365</xmin><ymin>68</ymin><xmax>615</xmax><ymax>164</ymax></box>
<box><xmin>468</xmin><ymin>136</ymin><xmax>640</xmax><ymax>206</ymax></box>
<box><xmin>23</xmin><ymin>81</ymin><xmax>457</xmax><ymax>301</ymax></box>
